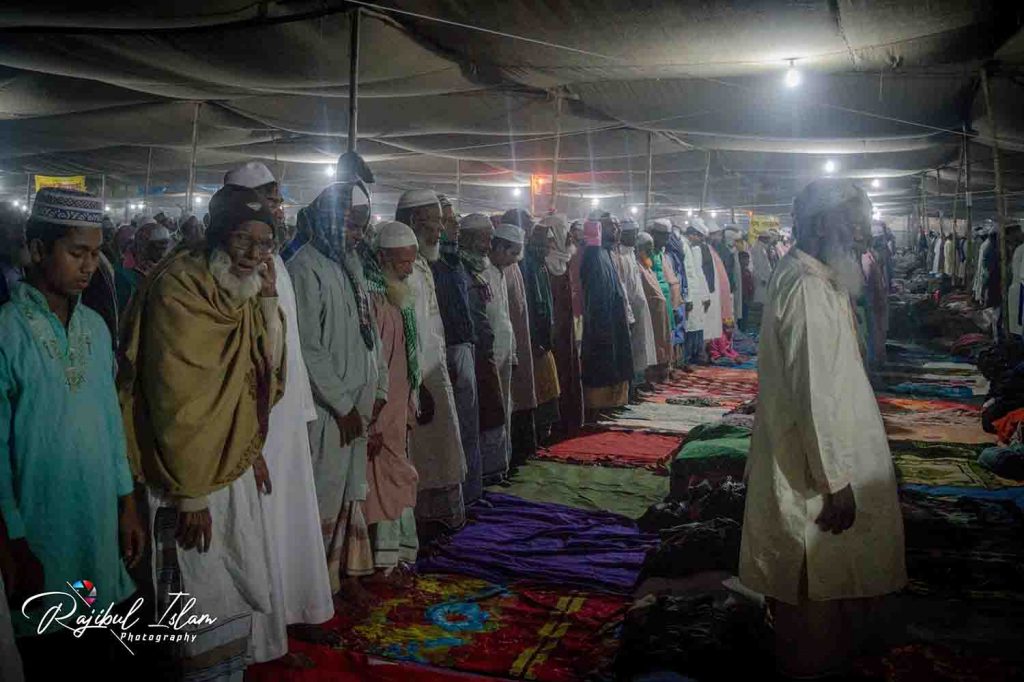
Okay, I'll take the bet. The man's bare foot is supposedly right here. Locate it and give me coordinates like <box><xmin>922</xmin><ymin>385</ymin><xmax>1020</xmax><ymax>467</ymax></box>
<box><xmin>335</xmin><ymin>578</ymin><xmax>374</xmax><ymax>620</ymax></box>
<box><xmin>278</xmin><ymin>652</ymin><xmax>316</xmax><ymax>669</ymax></box>
<box><xmin>288</xmin><ymin>624</ymin><xmax>342</xmax><ymax>647</ymax></box>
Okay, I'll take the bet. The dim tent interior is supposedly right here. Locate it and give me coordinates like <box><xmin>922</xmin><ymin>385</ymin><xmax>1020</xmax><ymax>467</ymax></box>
<box><xmin>0</xmin><ymin>0</ymin><xmax>1021</xmax><ymax>223</ymax></box>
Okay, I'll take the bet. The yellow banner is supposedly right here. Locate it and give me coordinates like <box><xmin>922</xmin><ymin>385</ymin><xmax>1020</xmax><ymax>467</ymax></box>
<box><xmin>748</xmin><ymin>213</ymin><xmax>779</xmax><ymax>243</ymax></box>
<box><xmin>34</xmin><ymin>175</ymin><xmax>87</xmax><ymax>192</ymax></box>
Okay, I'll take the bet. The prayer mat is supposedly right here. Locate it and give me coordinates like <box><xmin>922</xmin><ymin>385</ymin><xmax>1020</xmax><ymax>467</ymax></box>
<box><xmin>420</xmin><ymin>493</ymin><xmax>658</xmax><ymax>594</ymax></box>
<box><xmin>853</xmin><ymin>643</ymin><xmax>1024</xmax><ymax>682</ymax></box>
<box><xmin>248</xmin><ymin>648</ymin><xmax>498</xmax><ymax>682</ymax></box>
<box><xmin>490</xmin><ymin>460</ymin><xmax>670</xmax><ymax>518</ymax></box>
<box><xmin>884</xmin><ymin>382</ymin><xmax>978</xmax><ymax>400</ymax></box>
<box><xmin>900</xmin><ymin>489</ymin><xmax>1024</xmax><ymax>601</ymax></box>
<box><xmin>537</xmin><ymin>430</ymin><xmax>683</xmax><ymax>470</ymax></box>
<box><xmin>645</xmin><ymin>366</ymin><xmax>758</xmax><ymax>410</ymax></box>
<box><xmin>250</xmin><ymin>574</ymin><xmax>627</xmax><ymax>682</ymax></box>
<box><xmin>891</xmin><ymin>441</ymin><xmax>1021</xmax><ymax>490</ymax></box>
<box><xmin>600</xmin><ymin>402</ymin><xmax>728</xmax><ymax>435</ymax></box>
<box><xmin>881</xmin><ymin>401</ymin><xmax>995</xmax><ymax>445</ymax></box>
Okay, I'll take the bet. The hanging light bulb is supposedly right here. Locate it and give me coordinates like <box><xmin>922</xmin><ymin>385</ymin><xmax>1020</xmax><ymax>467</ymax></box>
<box><xmin>512</xmin><ymin>187</ymin><xmax>522</xmax><ymax>198</ymax></box>
<box><xmin>590</xmin><ymin>198</ymin><xmax>600</xmax><ymax>208</ymax></box>
<box><xmin>872</xmin><ymin>209</ymin><xmax>882</xmax><ymax>220</ymax></box>
<box><xmin>824</xmin><ymin>160</ymin><xmax>837</xmax><ymax>174</ymax></box>
<box><xmin>104</xmin><ymin>204</ymin><xmax>112</xmax><ymax>211</ymax></box>
<box><xmin>194</xmin><ymin>196</ymin><xmax>203</xmax><ymax>205</ymax></box>
<box><xmin>710</xmin><ymin>210</ymin><xmax>718</xmax><ymax>218</ymax></box>
<box><xmin>630</xmin><ymin>206</ymin><xmax>639</xmax><ymax>215</ymax></box>
<box><xmin>686</xmin><ymin>208</ymin><xmax>694</xmax><ymax>217</ymax></box>
<box><xmin>324</xmin><ymin>165</ymin><xmax>336</xmax><ymax>177</ymax></box>
<box><xmin>784</xmin><ymin>59</ymin><xmax>802</xmax><ymax>88</ymax></box>
<box><xmin>871</xmin><ymin>178</ymin><xmax>881</xmax><ymax>189</ymax></box>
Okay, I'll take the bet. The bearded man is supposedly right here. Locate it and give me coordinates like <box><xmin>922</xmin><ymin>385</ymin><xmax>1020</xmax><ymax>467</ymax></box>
<box><xmin>611</xmin><ymin>218</ymin><xmax>657</xmax><ymax>396</ymax></box>
<box><xmin>740</xmin><ymin>179</ymin><xmax>905</xmax><ymax>679</ymax></box>
<box><xmin>119</xmin><ymin>185</ymin><xmax>284</xmax><ymax>680</ymax></box>
<box><xmin>396</xmin><ymin>190</ymin><xmax>468</xmax><ymax>518</ymax></box>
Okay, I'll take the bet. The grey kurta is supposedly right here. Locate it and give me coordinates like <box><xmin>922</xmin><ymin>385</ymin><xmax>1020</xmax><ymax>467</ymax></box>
<box><xmin>287</xmin><ymin>244</ymin><xmax>387</xmax><ymax>526</ymax></box>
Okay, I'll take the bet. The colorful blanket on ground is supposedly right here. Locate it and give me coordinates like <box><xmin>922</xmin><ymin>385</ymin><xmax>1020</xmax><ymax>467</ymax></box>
<box><xmin>644</xmin><ymin>366</ymin><xmax>759</xmax><ymax>410</ymax></box>
<box><xmin>250</xmin><ymin>574</ymin><xmax>627</xmax><ymax>682</ymax></box>
<box><xmin>489</xmin><ymin>461</ymin><xmax>669</xmax><ymax>518</ymax></box>
<box><xmin>537</xmin><ymin>431</ymin><xmax>683</xmax><ymax>470</ymax></box>
<box><xmin>599</xmin><ymin>402</ymin><xmax>729</xmax><ymax>435</ymax></box>
<box><xmin>418</xmin><ymin>493</ymin><xmax>658</xmax><ymax>594</ymax></box>
<box><xmin>900</xmin><ymin>489</ymin><xmax>1024</xmax><ymax>602</ymax></box>
<box><xmin>884</xmin><ymin>381</ymin><xmax>977</xmax><ymax>400</ymax></box>
<box><xmin>892</xmin><ymin>441</ymin><xmax>1022</xmax><ymax>490</ymax></box>
<box><xmin>879</xmin><ymin>398</ymin><xmax>995</xmax><ymax>444</ymax></box>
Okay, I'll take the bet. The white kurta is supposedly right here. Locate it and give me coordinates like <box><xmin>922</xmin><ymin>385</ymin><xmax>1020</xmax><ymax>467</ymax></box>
<box><xmin>682</xmin><ymin>241</ymin><xmax>710</xmax><ymax>332</ymax></box>
<box><xmin>613</xmin><ymin>245</ymin><xmax>657</xmax><ymax>372</ymax></box>
<box><xmin>702</xmin><ymin>246</ymin><xmax>724</xmax><ymax>342</ymax></box>
<box><xmin>932</xmin><ymin>237</ymin><xmax>943</xmax><ymax>274</ymax></box>
<box><xmin>750</xmin><ymin>242</ymin><xmax>773</xmax><ymax>305</ymax></box>
<box><xmin>1009</xmin><ymin>243</ymin><xmax>1024</xmax><ymax>336</ymax></box>
<box><xmin>408</xmin><ymin>257</ymin><xmax>465</xmax><ymax>490</ymax></box>
<box><xmin>253</xmin><ymin>258</ymin><xmax>335</xmax><ymax>662</ymax></box>
<box><xmin>482</xmin><ymin>260</ymin><xmax>517</xmax><ymax>366</ymax></box>
<box><xmin>942</xmin><ymin>238</ymin><xmax>956</xmax><ymax>277</ymax></box>
<box><xmin>740</xmin><ymin>249</ymin><xmax>906</xmax><ymax>605</ymax></box>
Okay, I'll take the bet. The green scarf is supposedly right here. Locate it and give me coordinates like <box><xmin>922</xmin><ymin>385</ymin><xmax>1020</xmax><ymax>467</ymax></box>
<box><xmin>362</xmin><ymin>249</ymin><xmax>421</xmax><ymax>392</ymax></box>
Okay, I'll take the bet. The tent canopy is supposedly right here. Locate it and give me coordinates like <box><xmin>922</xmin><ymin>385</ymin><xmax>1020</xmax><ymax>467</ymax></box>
<box><xmin>0</xmin><ymin>0</ymin><xmax>1021</xmax><ymax>221</ymax></box>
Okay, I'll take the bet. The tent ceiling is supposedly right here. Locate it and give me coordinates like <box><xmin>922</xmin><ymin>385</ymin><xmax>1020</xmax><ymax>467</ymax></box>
<box><xmin>0</xmin><ymin>1</ymin><xmax>1021</xmax><ymax>219</ymax></box>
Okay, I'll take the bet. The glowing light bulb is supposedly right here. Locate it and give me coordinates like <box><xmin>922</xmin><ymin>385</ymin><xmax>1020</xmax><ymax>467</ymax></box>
<box><xmin>784</xmin><ymin>59</ymin><xmax>801</xmax><ymax>88</ymax></box>
<box><xmin>710</xmin><ymin>210</ymin><xmax>718</xmax><ymax>218</ymax></box>
<box><xmin>324</xmin><ymin>165</ymin><xmax>336</xmax><ymax>177</ymax></box>
<box><xmin>104</xmin><ymin>204</ymin><xmax>112</xmax><ymax>211</ymax></box>
<box><xmin>824</xmin><ymin>160</ymin><xmax>836</xmax><ymax>174</ymax></box>
<box><xmin>630</xmin><ymin>206</ymin><xmax>639</xmax><ymax>215</ymax></box>
<box><xmin>871</xmin><ymin>178</ymin><xmax>881</xmax><ymax>189</ymax></box>
<box><xmin>512</xmin><ymin>187</ymin><xmax>522</xmax><ymax>198</ymax></box>
<box><xmin>872</xmin><ymin>209</ymin><xmax>882</xmax><ymax>220</ymax></box>
<box><xmin>194</xmin><ymin>196</ymin><xmax>203</xmax><ymax>205</ymax></box>
<box><xmin>590</xmin><ymin>198</ymin><xmax>600</xmax><ymax>207</ymax></box>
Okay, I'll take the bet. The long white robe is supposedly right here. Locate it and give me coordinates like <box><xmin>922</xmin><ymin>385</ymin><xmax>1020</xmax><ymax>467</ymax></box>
<box><xmin>681</xmin><ymin>240</ymin><xmax>710</xmax><ymax>332</ymax></box>
<box><xmin>612</xmin><ymin>245</ymin><xmax>657</xmax><ymax>373</ymax></box>
<box><xmin>932</xmin><ymin>237</ymin><xmax>943</xmax><ymax>274</ymax></box>
<box><xmin>750</xmin><ymin>241</ymin><xmax>773</xmax><ymax>305</ymax></box>
<box><xmin>253</xmin><ymin>257</ymin><xmax>334</xmax><ymax>662</ymax></box>
<box><xmin>942</xmin><ymin>237</ymin><xmax>956</xmax><ymax>277</ymax></box>
<box><xmin>482</xmin><ymin>260</ymin><xmax>517</xmax><ymax>367</ymax></box>
<box><xmin>408</xmin><ymin>257</ymin><xmax>465</xmax><ymax>490</ymax></box>
<box><xmin>740</xmin><ymin>249</ymin><xmax>906</xmax><ymax>605</ymax></box>
<box><xmin>1010</xmin><ymin>243</ymin><xmax>1024</xmax><ymax>336</ymax></box>
<box><xmin>702</xmin><ymin>246</ymin><xmax>724</xmax><ymax>342</ymax></box>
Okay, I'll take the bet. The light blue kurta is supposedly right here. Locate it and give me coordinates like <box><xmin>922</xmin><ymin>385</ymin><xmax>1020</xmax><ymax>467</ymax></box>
<box><xmin>0</xmin><ymin>282</ymin><xmax>135</xmax><ymax>636</ymax></box>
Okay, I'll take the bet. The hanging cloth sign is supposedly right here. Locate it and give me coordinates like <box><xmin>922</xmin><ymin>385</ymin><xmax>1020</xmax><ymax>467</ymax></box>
<box><xmin>35</xmin><ymin>175</ymin><xmax>87</xmax><ymax>192</ymax></box>
<box><xmin>748</xmin><ymin>213</ymin><xmax>780</xmax><ymax>244</ymax></box>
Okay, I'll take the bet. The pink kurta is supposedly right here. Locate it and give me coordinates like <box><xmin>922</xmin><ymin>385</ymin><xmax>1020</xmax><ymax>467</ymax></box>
<box><xmin>712</xmin><ymin>249</ymin><xmax>734</xmax><ymax>324</ymax></box>
<box><xmin>365</xmin><ymin>293</ymin><xmax>419</xmax><ymax>526</ymax></box>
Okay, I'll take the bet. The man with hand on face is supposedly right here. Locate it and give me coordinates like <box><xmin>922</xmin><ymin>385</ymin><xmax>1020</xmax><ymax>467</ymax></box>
<box><xmin>740</xmin><ymin>179</ymin><xmax>906</xmax><ymax>680</ymax></box>
<box><xmin>287</xmin><ymin>181</ymin><xmax>384</xmax><ymax>615</ymax></box>
<box><xmin>119</xmin><ymin>184</ymin><xmax>285</xmax><ymax>681</ymax></box>
<box><xmin>0</xmin><ymin>189</ymin><xmax>144</xmax><ymax>679</ymax></box>
<box><xmin>363</xmin><ymin>221</ymin><xmax>422</xmax><ymax>584</ymax></box>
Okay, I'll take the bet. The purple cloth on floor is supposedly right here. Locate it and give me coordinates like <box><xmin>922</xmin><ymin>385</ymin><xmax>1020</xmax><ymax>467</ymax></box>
<box><xmin>418</xmin><ymin>492</ymin><xmax>658</xmax><ymax>594</ymax></box>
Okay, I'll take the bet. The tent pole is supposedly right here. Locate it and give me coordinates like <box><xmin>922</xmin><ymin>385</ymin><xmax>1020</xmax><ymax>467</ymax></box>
<box><xmin>186</xmin><ymin>102</ymin><xmax>201</xmax><ymax>215</ymax></box>
<box><xmin>699</xmin><ymin>151</ymin><xmax>711</xmax><ymax>212</ymax></box>
<box><xmin>455</xmin><ymin>159</ymin><xmax>462</xmax><ymax>214</ymax></box>
<box><xmin>25</xmin><ymin>173</ymin><xmax>31</xmax><ymax>210</ymax></box>
<box><xmin>920</xmin><ymin>172</ymin><xmax>927</xmax><ymax>238</ymax></box>
<box><xmin>964</xmin><ymin>123</ymin><xmax>974</xmax><ymax>285</ymax></box>
<box><xmin>981</xmin><ymin>65</ymin><xmax>1008</xmax><ymax>337</ymax></box>
<box><xmin>347</xmin><ymin>8</ymin><xmax>361</xmax><ymax>154</ymax></box>
<box><xmin>100</xmin><ymin>173</ymin><xmax>106</xmax><ymax>208</ymax></box>
<box><xmin>144</xmin><ymin>146</ymin><xmax>153</xmax><ymax>215</ymax></box>
<box><xmin>550</xmin><ymin>90</ymin><xmax>562</xmax><ymax>213</ymax></box>
<box><xmin>643</xmin><ymin>131</ymin><xmax>653</xmax><ymax>226</ymax></box>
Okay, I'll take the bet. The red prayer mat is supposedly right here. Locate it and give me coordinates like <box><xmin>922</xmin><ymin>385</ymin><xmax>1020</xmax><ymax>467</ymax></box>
<box><xmin>645</xmin><ymin>366</ymin><xmax>759</xmax><ymax>410</ymax></box>
<box><xmin>250</xmin><ymin>574</ymin><xmax>627</xmax><ymax>682</ymax></box>
<box><xmin>538</xmin><ymin>430</ymin><xmax>683</xmax><ymax>469</ymax></box>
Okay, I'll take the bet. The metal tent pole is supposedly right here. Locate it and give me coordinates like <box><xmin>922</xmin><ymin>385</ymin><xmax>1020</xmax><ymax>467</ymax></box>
<box><xmin>186</xmin><ymin>102</ymin><xmax>202</xmax><ymax>214</ymax></box>
<box><xmin>981</xmin><ymin>66</ymin><xmax>1008</xmax><ymax>336</ymax></box>
<box><xmin>347</xmin><ymin>8</ymin><xmax>361</xmax><ymax>153</ymax></box>
<box><xmin>550</xmin><ymin>90</ymin><xmax>562</xmax><ymax>213</ymax></box>
<box><xmin>455</xmin><ymin>159</ymin><xmax>462</xmax><ymax>214</ymax></box>
<box><xmin>699</xmin><ymin>151</ymin><xmax>712</xmax><ymax>212</ymax></box>
<box><xmin>144</xmin><ymin>146</ymin><xmax>153</xmax><ymax>215</ymax></box>
<box><xmin>643</xmin><ymin>131</ymin><xmax>654</xmax><ymax>226</ymax></box>
<box><xmin>25</xmin><ymin>173</ymin><xmax>31</xmax><ymax>211</ymax></box>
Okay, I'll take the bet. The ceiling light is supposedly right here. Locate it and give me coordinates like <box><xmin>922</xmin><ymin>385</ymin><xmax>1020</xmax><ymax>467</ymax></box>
<box><xmin>324</xmin><ymin>165</ymin><xmax>336</xmax><ymax>177</ymax></box>
<box><xmin>104</xmin><ymin>204</ymin><xmax>112</xmax><ymax>211</ymax></box>
<box><xmin>710</xmin><ymin>210</ymin><xmax>718</xmax><ymax>218</ymax></box>
<box><xmin>512</xmin><ymin>187</ymin><xmax>522</xmax><ymax>198</ymax></box>
<box><xmin>630</xmin><ymin>206</ymin><xmax>639</xmax><ymax>215</ymax></box>
<box><xmin>871</xmin><ymin>178</ymin><xmax>881</xmax><ymax>189</ymax></box>
<box><xmin>194</xmin><ymin>196</ymin><xmax>203</xmax><ymax>205</ymax></box>
<box><xmin>12</xmin><ymin>201</ymin><xmax>21</xmax><ymax>208</ymax></box>
<box><xmin>590</xmin><ymin>198</ymin><xmax>600</xmax><ymax>207</ymax></box>
<box><xmin>784</xmin><ymin>59</ymin><xmax>802</xmax><ymax>88</ymax></box>
<box><xmin>824</xmin><ymin>160</ymin><xmax>836</xmax><ymax>174</ymax></box>
<box><xmin>872</xmin><ymin>209</ymin><xmax>882</xmax><ymax>220</ymax></box>
<box><xmin>374</xmin><ymin>214</ymin><xmax>382</xmax><ymax>222</ymax></box>
<box><xmin>686</xmin><ymin>208</ymin><xmax>694</xmax><ymax>217</ymax></box>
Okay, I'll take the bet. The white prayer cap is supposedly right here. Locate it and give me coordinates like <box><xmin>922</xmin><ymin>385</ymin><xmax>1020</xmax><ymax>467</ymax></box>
<box><xmin>636</xmin><ymin>232</ymin><xmax>654</xmax><ymax>249</ymax></box>
<box><xmin>723</xmin><ymin>228</ymin><xmax>742</xmax><ymax>241</ymax></box>
<box><xmin>494</xmin><ymin>223</ymin><xmax>525</xmax><ymax>245</ymax></box>
<box><xmin>620</xmin><ymin>218</ymin><xmax>639</xmax><ymax>232</ymax></box>
<box><xmin>396</xmin><ymin>189</ymin><xmax>439</xmax><ymax>211</ymax></box>
<box><xmin>705</xmin><ymin>218</ymin><xmax>723</xmax><ymax>234</ymax></box>
<box><xmin>793</xmin><ymin>178</ymin><xmax>869</xmax><ymax>231</ymax></box>
<box><xmin>376</xmin><ymin>221</ymin><xmax>418</xmax><ymax>249</ymax></box>
<box><xmin>647</xmin><ymin>218</ymin><xmax>672</xmax><ymax>234</ymax></box>
<box><xmin>224</xmin><ymin>161</ymin><xmax>276</xmax><ymax>189</ymax></box>
<box><xmin>149</xmin><ymin>225</ymin><xmax>172</xmax><ymax>241</ymax></box>
<box><xmin>687</xmin><ymin>217</ymin><xmax>709</xmax><ymax>236</ymax></box>
<box><xmin>460</xmin><ymin>213</ymin><xmax>493</xmax><ymax>232</ymax></box>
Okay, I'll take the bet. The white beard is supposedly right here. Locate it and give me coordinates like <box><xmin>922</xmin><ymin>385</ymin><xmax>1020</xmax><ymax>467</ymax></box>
<box><xmin>385</xmin><ymin>273</ymin><xmax>411</xmax><ymax>308</ymax></box>
<box><xmin>821</xmin><ymin>239</ymin><xmax>864</xmax><ymax>298</ymax></box>
<box><xmin>209</xmin><ymin>249</ymin><xmax>262</xmax><ymax>302</ymax></box>
<box><xmin>418</xmin><ymin>236</ymin><xmax>440</xmax><ymax>263</ymax></box>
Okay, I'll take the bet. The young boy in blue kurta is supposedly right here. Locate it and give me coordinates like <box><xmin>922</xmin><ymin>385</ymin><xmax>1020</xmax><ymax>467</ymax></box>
<box><xmin>0</xmin><ymin>188</ymin><xmax>144</xmax><ymax>674</ymax></box>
